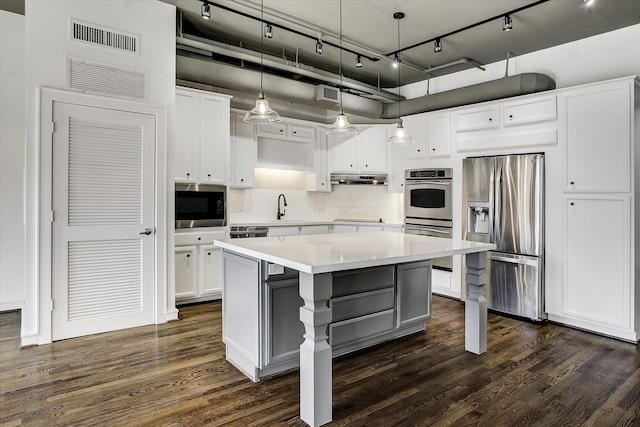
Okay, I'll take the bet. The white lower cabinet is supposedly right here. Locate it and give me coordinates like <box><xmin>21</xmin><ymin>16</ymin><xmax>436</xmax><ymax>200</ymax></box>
<box><xmin>175</xmin><ymin>246</ymin><xmax>197</xmax><ymax>300</ymax></box>
<box><xmin>175</xmin><ymin>230</ymin><xmax>226</xmax><ymax>304</ymax></box>
<box><xmin>551</xmin><ymin>195</ymin><xmax>633</xmax><ymax>339</ymax></box>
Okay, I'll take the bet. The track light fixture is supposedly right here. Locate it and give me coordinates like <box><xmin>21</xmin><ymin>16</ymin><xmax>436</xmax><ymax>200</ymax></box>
<box><xmin>388</xmin><ymin>11</ymin><xmax>414</xmax><ymax>146</ymax></box>
<box><xmin>201</xmin><ymin>2</ymin><xmax>211</xmax><ymax>20</ymax></box>
<box><xmin>392</xmin><ymin>53</ymin><xmax>400</xmax><ymax>68</ymax></box>
<box><xmin>316</xmin><ymin>33</ymin><xmax>323</xmax><ymax>54</ymax></box>
<box><xmin>582</xmin><ymin>0</ymin><xmax>595</xmax><ymax>5</ymax></box>
<box><xmin>264</xmin><ymin>22</ymin><xmax>273</xmax><ymax>38</ymax></box>
<box><xmin>434</xmin><ymin>38</ymin><xmax>442</xmax><ymax>53</ymax></box>
<box><xmin>355</xmin><ymin>54</ymin><xmax>363</xmax><ymax>68</ymax></box>
<box><xmin>503</xmin><ymin>14</ymin><xmax>513</xmax><ymax>31</ymax></box>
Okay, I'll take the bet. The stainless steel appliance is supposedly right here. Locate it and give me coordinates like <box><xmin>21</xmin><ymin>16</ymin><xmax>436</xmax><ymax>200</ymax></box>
<box><xmin>404</xmin><ymin>168</ymin><xmax>453</xmax><ymax>271</ymax></box>
<box><xmin>229</xmin><ymin>225</ymin><xmax>268</xmax><ymax>238</ymax></box>
<box><xmin>175</xmin><ymin>183</ymin><xmax>226</xmax><ymax>228</ymax></box>
<box><xmin>462</xmin><ymin>154</ymin><xmax>545</xmax><ymax>321</ymax></box>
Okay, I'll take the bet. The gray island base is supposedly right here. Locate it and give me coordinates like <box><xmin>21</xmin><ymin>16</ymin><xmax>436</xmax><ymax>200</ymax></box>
<box><xmin>214</xmin><ymin>232</ymin><xmax>495</xmax><ymax>427</ymax></box>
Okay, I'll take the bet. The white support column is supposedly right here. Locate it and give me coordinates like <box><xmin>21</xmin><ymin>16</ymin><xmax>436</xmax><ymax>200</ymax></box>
<box><xmin>298</xmin><ymin>271</ymin><xmax>333</xmax><ymax>427</ymax></box>
<box><xmin>465</xmin><ymin>251</ymin><xmax>488</xmax><ymax>354</ymax></box>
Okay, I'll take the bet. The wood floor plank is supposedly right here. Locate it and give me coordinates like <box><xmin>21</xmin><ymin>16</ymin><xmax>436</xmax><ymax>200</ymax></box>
<box><xmin>1</xmin><ymin>297</ymin><xmax>638</xmax><ymax>426</ymax></box>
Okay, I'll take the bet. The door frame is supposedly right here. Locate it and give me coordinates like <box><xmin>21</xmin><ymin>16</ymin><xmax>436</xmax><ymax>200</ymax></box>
<box><xmin>31</xmin><ymin>87</ymin><xmax>174</xmax><ymax>345</ymax></box>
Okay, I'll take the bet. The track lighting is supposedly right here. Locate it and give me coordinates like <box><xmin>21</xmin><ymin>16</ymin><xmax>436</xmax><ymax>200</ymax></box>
<box><xmin>316</xmin><ymin>33</ymin><xmax>323</xmax><ymax>54</ymax></box>
<box><xmin>355</xmin><ymin>54</ymin><xmax>363</xmax><ymax>68</ymax></box>
<box><xmin>434</xmin><ymin>38</ymin><xmax>442</xmax><ymax>53</ymax></box>
<box><xmin>264</xmin><ymin>23</ymin><xmax>273</xmax><ymax>38</ymax></box>
<box><xmin>392</xmin><ymin>53</ymin><xmax>400</xmax><ymax>68</ymax></box>
<box><xmin>201</xmin><ymin>2</ymin><xmax>211</xmax><ymax>20</ymax></box>
<box><xmin>503</xmin><ymin>14</ymin><xmax>513</xmax><ymax>31</ymax></box>
<box><xmin>582</xmin><ymin>0</ymin><xmax>595</xmax><ymax>5</ymax></box>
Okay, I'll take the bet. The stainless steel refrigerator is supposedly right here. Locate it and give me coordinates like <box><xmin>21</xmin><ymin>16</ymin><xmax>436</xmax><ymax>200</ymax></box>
<box><xmin>462</xmin><ymin>153</ymin><xmax>546</xmax><ymax>321</ymax></box>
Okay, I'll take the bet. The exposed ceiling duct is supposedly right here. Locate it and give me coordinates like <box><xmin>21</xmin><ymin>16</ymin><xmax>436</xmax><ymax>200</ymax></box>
<box><xmin>176</xmin><ymin>41</ymin><xmax>555</xmax><ymax>123</ymax></box>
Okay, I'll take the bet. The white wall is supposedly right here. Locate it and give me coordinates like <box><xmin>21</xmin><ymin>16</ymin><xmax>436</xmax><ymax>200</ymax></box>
<box><xmin>402</xmin><ymin>24</ymin><xmax>640</xmax><ymax>100</ymax></box>
<box><xmin>0</xmin><ymin>11</ymin><xmax>26</xmax><ymax>312</ymax></box>
<box><xmin>22</xmin><ymin>0</ymin><xmax>175</xmax><ymax>345</ymax></box>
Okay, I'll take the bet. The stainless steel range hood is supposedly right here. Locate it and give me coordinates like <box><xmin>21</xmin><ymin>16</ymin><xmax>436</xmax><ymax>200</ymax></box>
<box><xmin>330</xmin><ymin>174</ymin><xmax>388</xmax><ymax>185</ymax></box>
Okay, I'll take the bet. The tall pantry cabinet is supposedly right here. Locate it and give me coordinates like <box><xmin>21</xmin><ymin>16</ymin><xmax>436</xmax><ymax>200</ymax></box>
<box><xmin>546</xmin><ymin>77</ymin><xmax>639</xmax><ymax>342</ymax></box>
<box><xmin>174</xmin><ymin>87</ymin><xmax>231</xmax><ymax>304</ymax></box>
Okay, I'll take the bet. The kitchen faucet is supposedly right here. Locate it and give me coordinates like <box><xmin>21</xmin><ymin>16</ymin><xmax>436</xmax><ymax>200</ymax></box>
<box><xmin>277</xmin><ymin>194</ymin><xmax>287</xmax><ymax>220</ymax></box>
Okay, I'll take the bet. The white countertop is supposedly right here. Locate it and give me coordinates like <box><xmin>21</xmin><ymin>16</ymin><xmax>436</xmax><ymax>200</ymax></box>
<box><xmin>214</xmin><ymin>231</ymin><xmax>495</xmax><ymax>274</ymax></box>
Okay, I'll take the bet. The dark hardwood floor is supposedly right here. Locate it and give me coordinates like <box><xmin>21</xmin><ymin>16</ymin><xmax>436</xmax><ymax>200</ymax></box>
<box><xmin>1</xmin><ymin>296</ymin><xmax>638</xmax><ymax>426</ymax></box>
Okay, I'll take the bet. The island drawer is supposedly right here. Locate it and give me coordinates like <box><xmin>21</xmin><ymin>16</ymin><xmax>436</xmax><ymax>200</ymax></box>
<box><xmin>329</xmin><ymin>309</ymin><xmax>395</xmax><ymax>347</ymax></box>
<box><xmin>332</xmin><ymin>266</ymin><xmax>395</xmax><ymax>297</ymax></box>
<box><xmin>175</xmin><ymin>231</ymin><xmax>225</xmax><ymax>246</ymax></box>
<box><xmin>330</xmin><ymin>288</ymin><xmax>395</xmax><ymax>323</ymax></box>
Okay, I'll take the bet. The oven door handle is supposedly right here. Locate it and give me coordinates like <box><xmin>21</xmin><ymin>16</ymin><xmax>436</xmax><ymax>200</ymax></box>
<box><xmin>405</xmin><ymin>180</ymin><xmax>451</xmax><ymax>185</ymax></box>
<box><xmin>406</xmin><ymin>226</ymin><xmax>451</xmax><ymax>234</ymax></box>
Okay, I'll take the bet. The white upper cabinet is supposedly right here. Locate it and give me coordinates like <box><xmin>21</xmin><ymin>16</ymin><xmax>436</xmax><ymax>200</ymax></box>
<box><xmin>561</xmin><ymin>81</ymin><xmax>631</xmax><ymax>193</ymax></box>
<box><xmin>199</xmin><ymin>94</ymin><xmax>231</xmax><ymax>184</ymax></box>
<box><xmin>426</xmin><ymin>112</ymin><xmax>451</xmax><ymax>158</ymax></box>
<box><xmin>502</xmin><ymin>95</ymin><xmax>557</xmax><ymax>127</ymax></box>
<box><xmin>330</xmin><ymin>126</ymin><xmax>387</xmax><ymax>173</ymax></box>
<box><xmin>257</xmin><ymin>122</ymin><xmax>316</xmax><ymax>143</ymax></box>
<box><xmin>229</xmin><ymin>112</ymin><xmax>256</xmax><ymax>188</ymax></box>
<box><xmin>174</xmin><ymin>90</ymin><xmax>197</xmax><ymax>182</ymax></box>
<box><xmin>401</xmin><ymin>115</ymin><xmax>426</xmax><ymax>159</ymax></box>
<box><xmin>174</xmin><ymin>87</ymin><xmax>231</xmax><ymax>185</ymax></box>
<box><xmin>455</xmin><ymin>105</ymin><xmax>500</xmax><ymax>132</ymax></box>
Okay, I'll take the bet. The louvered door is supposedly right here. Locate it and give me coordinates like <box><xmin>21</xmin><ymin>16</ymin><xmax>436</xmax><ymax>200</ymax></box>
<box><xmin>51</xmin><ymin>102</ymin><xmax>155</xmax><ymax>340</ymax></box>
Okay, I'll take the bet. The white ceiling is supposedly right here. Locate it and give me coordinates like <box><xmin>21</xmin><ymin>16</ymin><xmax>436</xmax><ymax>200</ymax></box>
<box><xmin>164</xmin><ymin>0</ymin><xmax>640</xmax><ymax>89</ymax></box>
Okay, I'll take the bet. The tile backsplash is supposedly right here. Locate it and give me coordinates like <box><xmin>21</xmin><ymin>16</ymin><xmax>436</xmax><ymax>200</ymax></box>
<box><xmin>229</xmin><ymin>169</ymin><xmax>403</xmax><ymax>224</ymax></box>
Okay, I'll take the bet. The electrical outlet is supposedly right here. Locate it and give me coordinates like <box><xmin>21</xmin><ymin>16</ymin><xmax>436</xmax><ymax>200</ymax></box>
<box><xmin>267</xmin><ymin>263</ymin><xmax>284</xmax><ymax>275</ymax></box>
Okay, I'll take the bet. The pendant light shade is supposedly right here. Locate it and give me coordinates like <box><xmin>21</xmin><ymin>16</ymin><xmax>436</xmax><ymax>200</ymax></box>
<box><xmin>387</xmin><ymin>12</ymin><xmax>414</xmax><ymax>146</ymax></box>
<box><xmin>388</xmin><ymin>119</ymin><xmax>415</xmax><ymax>145</ymax></box>
<box><xmin>244</xmin><ymin>0</ymin><xmax>282</xmax><ymax>124</ymax></box>
<box><xmin>326</xmin><ymin>0</ymin><xmax>358</xmax><ymax>136</ymax></box>
<box><xmin>244</xmin><ymin>91</ymin><xmax>281</xmax><ymax>123</ymax></box>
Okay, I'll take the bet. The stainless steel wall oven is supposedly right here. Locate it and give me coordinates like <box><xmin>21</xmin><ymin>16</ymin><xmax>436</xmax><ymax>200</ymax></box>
<box><xmin>404</xmin><ymin>168</ymin><xmax>453</xmax><ymax>271</ymax></box>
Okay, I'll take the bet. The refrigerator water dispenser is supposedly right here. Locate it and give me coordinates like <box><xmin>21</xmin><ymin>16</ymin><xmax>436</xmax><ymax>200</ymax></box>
<box><xmin>467</xmin><ymin>202</ymin><xmax>490</xmax><ymax>235</ymax></box>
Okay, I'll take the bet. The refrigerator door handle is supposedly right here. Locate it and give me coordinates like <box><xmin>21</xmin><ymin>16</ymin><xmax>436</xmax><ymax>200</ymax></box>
<box><xmin>491</xmin><ymin>159</ymin><xmax>503</xmax><ymax>245</ymax></box>
<box><xmin>489</xmin><ymin>252</ymin><xmax>540</xmax><ymax>267</ymax></box>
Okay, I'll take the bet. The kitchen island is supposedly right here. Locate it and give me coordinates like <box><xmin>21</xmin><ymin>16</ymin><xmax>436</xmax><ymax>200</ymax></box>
<box><xmin>214</xmin><ymin>232</ymin><xmax>495</xmax><ymax>427</ymax></box>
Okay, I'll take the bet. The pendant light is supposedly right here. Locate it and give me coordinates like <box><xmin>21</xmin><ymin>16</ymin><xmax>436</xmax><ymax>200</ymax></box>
<box><xmin>326</xmin><ymin>0</ymin><xmax>358</xmax><ymax>136</ymax></box>
<box><xmin>244</xmin><ymin>0</ymin><xmax>281</xmax><ymax>124</ymax></box>
<box><xmin>387</xmin><ymin>12</ymin><xmax>415</xmax><ymax>145</ymax></box>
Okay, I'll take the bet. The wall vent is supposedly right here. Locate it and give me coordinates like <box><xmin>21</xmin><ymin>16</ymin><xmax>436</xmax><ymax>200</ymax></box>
<box><xmin>67</xmin><ymin>57</ymin><xmax>147</xmax><ymax>100</ymax></box>
<box><xmin>70</xmin><ymin>19</ymin><xmax>139</xmax><ymax>54</ymax></box>
<box><xmin>315</xmin><ymin>85</ymin><xmax>340</xmax><ymax>103</ymax></box>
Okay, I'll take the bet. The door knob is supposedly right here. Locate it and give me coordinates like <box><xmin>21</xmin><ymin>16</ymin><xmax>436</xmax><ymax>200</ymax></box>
<box><xmin>139</xmin><ymin>228</ymin><xmax>152</xmax><ymax>235</ymax></box>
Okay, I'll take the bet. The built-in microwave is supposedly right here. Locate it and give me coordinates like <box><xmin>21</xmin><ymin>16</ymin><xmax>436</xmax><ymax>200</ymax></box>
<box><xmin>175</xmin><ymin>183</ymin><xmax>226</xmax><ymax>228</ymax></box>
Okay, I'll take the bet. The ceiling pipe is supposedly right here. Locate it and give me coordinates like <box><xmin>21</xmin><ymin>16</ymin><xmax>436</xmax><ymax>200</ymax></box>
<box><xmin>177</xmin><ymin>51</ymin><xmax>555</xmax><ymax>123</ymax></box>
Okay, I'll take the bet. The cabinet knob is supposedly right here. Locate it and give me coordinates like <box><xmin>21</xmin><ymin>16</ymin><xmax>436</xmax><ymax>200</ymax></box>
<box><xmin>570</xmin><ymin>181</ymin><xmax>575</xmax><ymax>185</ymax></box>
<box><xmin>207</xmin><ymin>252</ymin><xmax>212</xmax><ymax>256</ymax></box>
<box><xmin>207</xmin><ymin>173</ymin><xmax>211</xmax><ymax>177</ymax></box>
<box><xmin>509</xmin><ymin>114</ymin><xmax>513</xmax><ymax>120</ymax></box>
<box><xmin>240</xmin><ymin>178</ymin><xmax>244</xmax><ymax>182</ymax></box>
<box><xmin>570</xmin><ymin>202</ymin><xmax>575</xmax><ymax>206</ymax></box>
<box><xmin>417</xmin><ymin>149</ymin><xmax>421</xmax><ymax>152</ymax></box>
<box><xmin>321</xmin><ymin>182</ymin><xmax>325</xmax><ymax>186</ymax></box>
<box><xmin>186</xmin><ymin>172</ymin><xmax>190</xmax><ymax>177</ymax></box>
<box><xmin>365</xmin><ymin>164</ymin><xmax>368</xmax><ymax>168</ymax></box>
<box><xmin>186</xmin><ymin>254</ymin><xmax>191</xmax><ymax>258</ymax></box>
<box><xmin>197</xmin><ymin>237</ymin><xmax>201</xmax><ymax>240</ymax></box>
<box><xmin>488</xmin><ymin>118</ymin><xmax>493</xmax><ymax>122</ymax></box>
<box><xmin>293</xmin><ymin>131</ymin><xmax>297</xmax><ymax>134</ymax></box>
<box><xmin>432</xmin><ymin>148</ymin><xmax>435</xmax><ymax>151</ymax></box>
<box><xmin>280</xmin><ymin>129</ymin><xmax>284</xmax><ymax>133</ymax></box>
